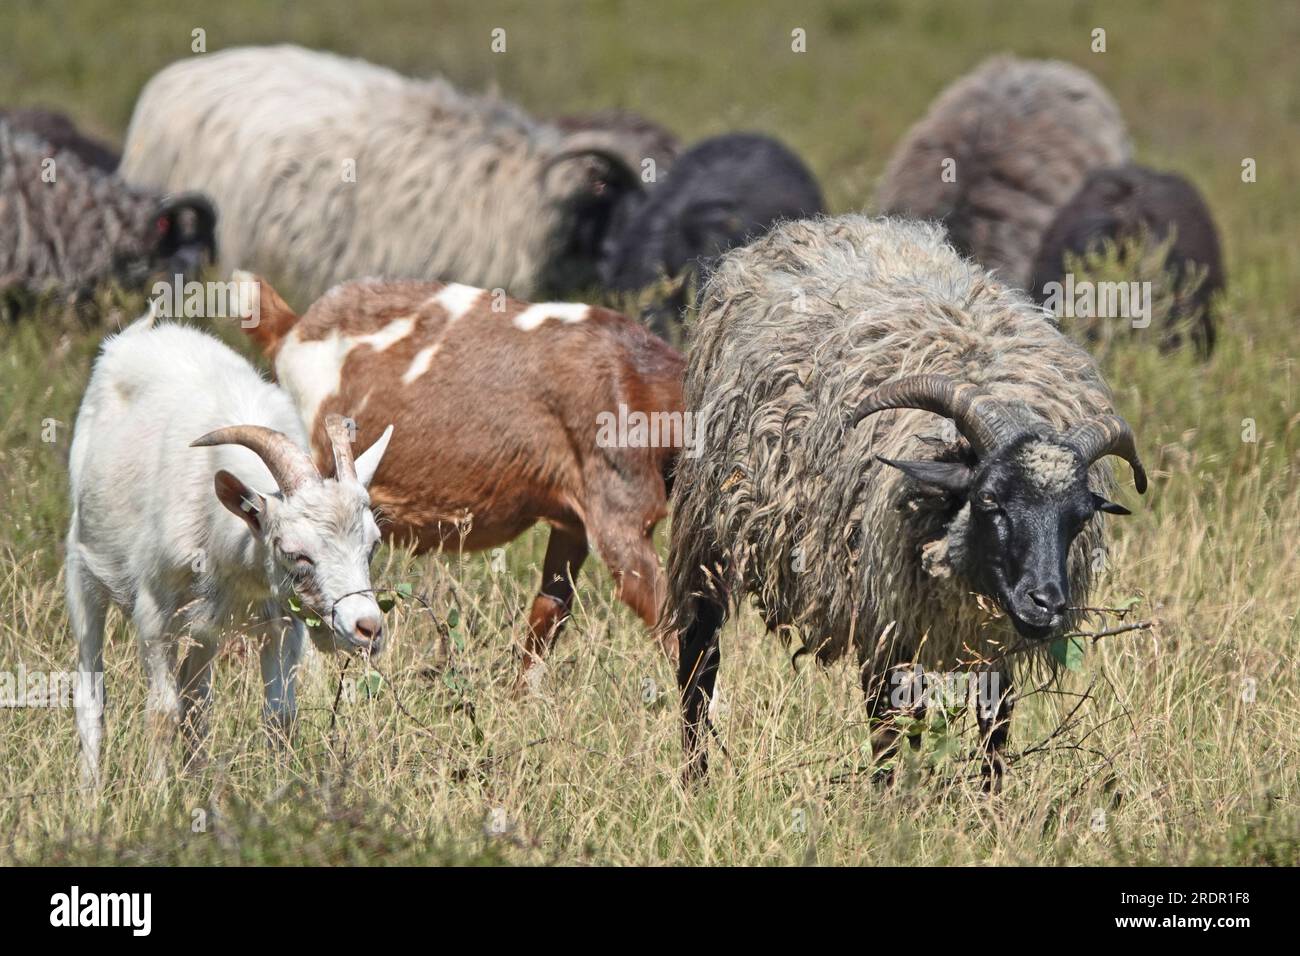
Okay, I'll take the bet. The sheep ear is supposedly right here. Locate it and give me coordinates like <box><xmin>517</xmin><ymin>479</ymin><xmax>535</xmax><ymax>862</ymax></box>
<box><xmin>877</xmin><ymin>456</ymin><xmax>974</xmax><ymax>493</ymax></box>
<box><xmin>214</xmin><ymin>470</ymin><xmax>271</xmax><ymax>537</ymax></box>
<box><xmin>353</xmin><ymin>425</ymin><xmax>394</xmax><ymax>490</ymax></box>
<box><xmin>1092</xmin><ymin>493</ymin><xmax>1131</xmax><ymax>516</ymax></box>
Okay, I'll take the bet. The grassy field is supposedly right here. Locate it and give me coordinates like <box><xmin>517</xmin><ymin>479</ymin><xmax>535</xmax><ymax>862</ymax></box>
<box><xmin>0</xmin><ymin>0</ymin><xmax>1297</xmax><ymax>865</ymax></box>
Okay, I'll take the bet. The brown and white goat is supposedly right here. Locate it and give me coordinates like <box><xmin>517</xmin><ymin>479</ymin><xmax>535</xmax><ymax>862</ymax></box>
<box><xmin>241</xmin><ymin>274</ymin><xmax>685</xmax><ymax>689</ymax></box>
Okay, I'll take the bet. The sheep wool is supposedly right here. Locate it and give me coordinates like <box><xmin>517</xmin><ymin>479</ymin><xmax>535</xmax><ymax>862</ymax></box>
<box><xmin>875</xmin><ymin>55</ymin><xmax>1131</xmax><ymax>289</ymax></box>
<box><xmin>119</xmin><ymin>45</ymin><xmax>635</xmax><ymax>301</ymax></box>
<box><xmin>667</xmin><ymin>215</ymin><xmax>1121</xmax><ymax>685</ymax></box>
<box><xmin>0</xmin><ymin>121</ymin><xmax>154</xmax><ymax>292</ymax></box>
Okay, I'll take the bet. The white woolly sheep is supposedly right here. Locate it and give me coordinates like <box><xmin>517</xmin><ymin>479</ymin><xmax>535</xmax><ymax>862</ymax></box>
<box><xmin>875</xmin><ymin>55</ymin><xmax>1131</xmax><ymax>289</ymax></box>
<box><xmin>666</xmin><ymin>215</ymin><xmax>1146</xmax><ymax>783</ymax></box>
<box><xmin>118</xmin><ymin>45</ymin><xmax>643</xmax><ymax>302</ymax></box>
<box><xmin>66</xmin><ymin>315</ymin><xmax>394</xmax><ymax>786</ymax></box>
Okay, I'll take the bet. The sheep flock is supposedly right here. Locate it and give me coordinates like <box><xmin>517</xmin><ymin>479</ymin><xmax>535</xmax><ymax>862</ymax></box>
<box><xmin>2</xmin><ymin>41</ymin><xmax>1238</xmax><ymax>798</ymax></box>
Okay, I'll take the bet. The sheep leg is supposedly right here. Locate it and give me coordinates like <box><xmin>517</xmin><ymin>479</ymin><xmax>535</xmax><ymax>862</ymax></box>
<box><xmin>260</xmin><ymin>615</ymin><xmax>307</xmax><ymax>747</ymax></box>
<box><xmin>67</xmin><ymin>552</ymin><xmax>108</xmax><ymax>791</ymax></box>
<box><xmin>976</xmin><ymin>671</ymin><xmax>1014</xmax><ymax>793</ymax></box>
<box><xmin>514</xmin><ymin>526</ymin><xmax>589</xmax><ymax>696</ymax></box>
<box><xmin>176</xmin><ymin>633</ymin><xmax>220</xmax><ymax>772</ymax></box>
<box><xmin>678</xmin><ymin>595</ymin><xmax>725</xmax><ymax>782</ymax></box>
<box><xmin>861</xmin><ymin>666</ymin><xmax>926</xmax><ymax>781</ymax></box>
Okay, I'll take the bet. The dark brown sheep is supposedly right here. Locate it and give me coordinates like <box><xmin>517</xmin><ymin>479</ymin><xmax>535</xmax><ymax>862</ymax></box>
<box><xmin>1029</xmin><ymin>163</ymin><xmax>1226</xmax><ymax>356</ymax></box>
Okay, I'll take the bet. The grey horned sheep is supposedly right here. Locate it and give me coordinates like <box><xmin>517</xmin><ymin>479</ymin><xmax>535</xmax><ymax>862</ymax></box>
<box><xmin>665</xmin><ymin>215</ymin><xmax>1147</xmax><ymax>783</ymax></box>
<box><xmin>876</xmin><ymin>55</ymin><xmax>1131</xmax><ymax>289</ymax></box>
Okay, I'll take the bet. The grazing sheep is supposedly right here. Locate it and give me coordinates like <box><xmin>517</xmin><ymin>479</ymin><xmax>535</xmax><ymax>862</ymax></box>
<box><xmin>0</xmin><ymin>107</ymin><xmax>119</xmax><ymax>171</ymax></box>
<box><xmin>67</xmin><ymin>315</ymin><xmax>394</xmax><ymax>785</ymax></box>
<box><xmin>240</xmin><ymin>273</ymin><xmax>685</xmax><ymax>692</ymax></box>
<box><xmin>553</xmin><ymin>107</ymin><xmax>680</xmax><ymax>178</ymax></box>
<box><xmin>599</xmin><ymin>132</ymin><xmax>825</xmax><ymax>334</ymax></box>
<box><xmin>119</xmin><ymin>45</ymin><xmax>642</xmax><ymax>302</ymax></box>
<box><xmin>876</xmin><ymin>55</ymin><xmax>1131</xmax><ymax>289</ymax></box>
<box><xmin>1029</xmin><ymin>163</ymin><xmax>1225</xmax><ymax>356</ymax></box>
<box><xmin>666</xmin><ymin>215</ymin><xmax>1146</xmax><ymax>782</ymax></box>
<box><xmin>0</xmin><ymin>121</ymin><xmax>215</xmax><ymax>303</ymax></box>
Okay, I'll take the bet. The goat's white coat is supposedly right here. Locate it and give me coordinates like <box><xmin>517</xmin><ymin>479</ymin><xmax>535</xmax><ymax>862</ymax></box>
<box><xmin>512</xmin><ymin>302</ymin><xmax>590</xmax><ymax>331</ymax></box>
<box><xmin>65</xmin><ymin>317</ymin><xmax>390</xmax><ymax>786</ymax></box>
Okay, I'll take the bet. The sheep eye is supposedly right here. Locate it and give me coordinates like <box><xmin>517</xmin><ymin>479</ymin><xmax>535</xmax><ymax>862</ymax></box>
<box><xmin>978</xmin><ymin>491</ymin><xmax>999</xmax><ymax>509</ymax></box>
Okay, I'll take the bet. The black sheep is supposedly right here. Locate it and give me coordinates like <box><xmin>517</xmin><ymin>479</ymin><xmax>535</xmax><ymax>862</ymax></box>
<box><xmin>599</xmin><ymin>132</ymin><xmax>825</xmax><ymax>335</ymax></box>
<box><xmin>1029</xmin><ymin>164</ymin><xmax>1225</xmax><ymax>356</ymax></box>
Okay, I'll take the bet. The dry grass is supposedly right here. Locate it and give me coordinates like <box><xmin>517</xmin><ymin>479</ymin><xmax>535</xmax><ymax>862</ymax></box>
<box><xmin>0</xmin><ymin>0</ymin><xmax>1297</xmax><ymax>864</ymax></box>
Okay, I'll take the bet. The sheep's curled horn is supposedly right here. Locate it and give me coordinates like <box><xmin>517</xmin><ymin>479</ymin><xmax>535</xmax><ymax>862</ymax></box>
<box><xmin>190</xmin><ymin>425</ymin><xmax>319</xmax><ymax>494</ymax></box>
<box><xmin>849</xmin><ymin>373</ymin><xmax>1147</xmax><ymax>492</ymax></box>
<box><xmin>541</xmin><ymin>142</ymin><xmax>642</xmax><ymax>193</ymax></box>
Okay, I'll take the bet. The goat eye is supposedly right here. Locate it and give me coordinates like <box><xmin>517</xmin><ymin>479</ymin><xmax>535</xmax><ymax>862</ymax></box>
<box><xmin>292</xmin><ymin>554</ymin><xmax>314</xmax><ymax>569</ymax></box>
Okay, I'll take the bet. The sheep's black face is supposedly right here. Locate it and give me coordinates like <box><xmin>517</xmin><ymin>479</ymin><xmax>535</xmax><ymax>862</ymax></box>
<box><xmin>882</xmin><ymin>436</ymin><xmax>1131</xmax><ymax>640</ymax></box>
<box><xmin>151</xmin><ymin>195</ymin><xmax>217</xmax><ymax>282</ymax></box>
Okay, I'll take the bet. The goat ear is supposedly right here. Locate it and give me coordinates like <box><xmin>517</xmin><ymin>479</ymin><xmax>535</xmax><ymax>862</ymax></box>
<box><xmin>214</xmin><ymin>470</ymin><xmax>271</xmax><ymax>536</ymax></box>
<box><xmin>353</xmin><ymin>425</ymin><xmax>394</xmax><ymax>490</ymax></box>
<box><xmin>877</xmin><ymin>456</ymin><xmax>974</xmax><ymax>493</ymax></box>
<box><xmin>1092</xmin><ymin>493</ymin><xmax>1132</xmax><ymax>516</ymax></box>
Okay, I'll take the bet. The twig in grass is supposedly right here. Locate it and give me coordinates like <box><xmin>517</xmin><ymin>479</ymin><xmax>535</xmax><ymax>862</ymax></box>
<box><xmin>328</xmin><ymin>657</ymin><xmax>352</xmax><ymax>735</ymax></box>
<box><xmin>1078</xmin><ymin>619</ymin><xmax>1154</xmax><ymax>643</ymax></box>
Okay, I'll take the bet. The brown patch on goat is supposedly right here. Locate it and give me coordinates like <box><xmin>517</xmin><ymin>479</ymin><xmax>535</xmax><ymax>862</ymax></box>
<box><xmin>247</xmin><ymin>277</ymin><xmax>685</xmax><ymax>688</ymax></box>
<box><xmin>240</xmin><ymin>273</ymin><xmax>301</xmax><ymax>360</ymax></box>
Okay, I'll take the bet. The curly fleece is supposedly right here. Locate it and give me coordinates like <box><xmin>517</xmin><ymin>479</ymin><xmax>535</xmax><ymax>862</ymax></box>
<box><xmin>666</xmin><ymin>215</ymin><xmax>1120</xmax><ymax>688</ymax></box>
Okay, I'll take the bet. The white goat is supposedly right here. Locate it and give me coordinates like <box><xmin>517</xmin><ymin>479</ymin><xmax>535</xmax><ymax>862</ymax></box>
<box><xmin>66</xmin><ymin>315</ymin><xmax>393</xmax><ymax>786</ymax></box>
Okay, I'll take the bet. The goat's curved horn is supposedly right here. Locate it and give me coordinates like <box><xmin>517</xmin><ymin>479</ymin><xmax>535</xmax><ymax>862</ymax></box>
<box><xmin>325</xmin><ymin>413</ymin><xmax>356</xmax><ymax>482</ymax></box>
<box><xmin>191</xmin><ymin>425</ymin><xmax>318</xmax><ymax>494</ymax></box>
<box><xmin>849</xmin><ymin>374</ymin><xmax>1021</xmax><ymax>458</ymax></box>
<box><xmin>1064</xmin><ymin>415</ymin><xmax>1148</xmax><ymax>493</ymax></box>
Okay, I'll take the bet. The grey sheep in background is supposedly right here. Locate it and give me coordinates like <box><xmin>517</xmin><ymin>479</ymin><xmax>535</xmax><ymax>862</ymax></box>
<box><xmin>0</xmin><ymin>107</ymin><xmax>120</xmax><ymax>172</ymax></box>
<box><xmin>0</xmin><ymin>121</ymin><xmax>216</xmax><ymax>305</ymax></box>
<box><xmin>553</xmin><ymin>107</ymin><xmax>680</xmax><ymax>178</ymax></box>
<box><xmin>599</xmin><ymin>132</ymin><xmax>825</xmax><ymax>336</ymax></box>
<box><xmin>876</xmin><ymin>55</ymin><xmax>1131</xmax><ymax>289</ymax></box>
<box><xmin>665</xmin><ymin>215</ymin><xmax>1146</xmax><ymax>783</ymax></box>
<box><xmin>1029</xmin><ymin>163</ymin><xmax>1225</xmax><ymax>356</ymax></box>
<box><xmin>119</xmin><ymin>45</ymin><xmax>644</xmax><ymax>303</ymax></box>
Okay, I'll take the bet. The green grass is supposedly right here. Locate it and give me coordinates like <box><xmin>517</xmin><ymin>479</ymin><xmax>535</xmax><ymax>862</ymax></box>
<box><xmin>1</xmin><ymin>0</ymin><xmax>1298</xmax><ymax>865</ymax></box>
